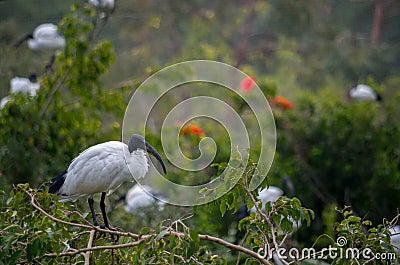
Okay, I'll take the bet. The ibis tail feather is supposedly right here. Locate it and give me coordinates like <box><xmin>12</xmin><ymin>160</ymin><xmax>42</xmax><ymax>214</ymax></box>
<box><xmin>49</xmin><ymin>170</ymin><xmax>67</xmax><ymax>194</ymax></box>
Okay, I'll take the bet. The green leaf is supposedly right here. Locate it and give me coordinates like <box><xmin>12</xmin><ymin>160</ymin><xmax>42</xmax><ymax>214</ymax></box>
<box><xmin>190</xmin><ymin>229</ymin><xmax>200</xmax><ymax>246</ymax></box>
<box><xmin>168</xmin><ymin>234</ymin><xmax>176</xmax><ymax>249</ymax></box>
<box><xmin>9</xmin><ymin>250</ymin><xmax>23</xmax><ymax>265</ymax></box>
<box><xmin>347</xmin><ymin>216</ymin><xmax>361</xmax><ymax>223</ymax></box>
<box><xmin>246</xmin><ymin>198</ymin><xmax>254</xmax><ymax>212</ymax></box>
<box><xmin>219</xmin><ymin>199</ymin><xmax>227</xmax><ymax>216</ymax></box>
<box><xmin>343</xmin><ymin>210</ymin><xmax>352</xmax><ymax>218</ymax></box>
<box><xmin>157</xmin><ymin>229</ymin><xmax>168</xmax><ymax>240</ymax></box>
<box><xmin>27</xmin><ymin>238</ymin><xmax>41</xmax><ymax>261</ymax></box>
<box><xmin>140</xmin><ymin>227</ymin><xmax>151</xmax><ymax>235</ymax></box>
<box><xmin>186</xmin><ymin>240</ymin><xmax>198</xmax><ymax>259</ymax></box>
<box><xmin>281</xmin><ymin>217</ymin><xmax>293</xmax><ymax>233</ymax></box>
<box><xmin>304</xmin><ymin>210</ymin><xmax>312</xmax><ymax>227</ymax></box>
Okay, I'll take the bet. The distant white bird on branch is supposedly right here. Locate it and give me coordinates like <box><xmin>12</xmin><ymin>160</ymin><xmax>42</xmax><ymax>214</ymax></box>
<box><xmin>14</xmin><ymin>23</ymin><xmax>65</xmax><ymax>50</ymax></box>
<box><xmin>390</xmin><ymin>225</ymin><xmax>400</xmax><ymax>254</ymax></box>
<box><xmin>89</xmin><ymin>0</ymin><xmax>115</xmax><ymax>19</ymax></box>
<box><xmin>349</xmin><ymin>84</ymin><xmax>382</xmax><ymax>102</ymax></box>
<box><xmin>49</xmin><ymin>134</ymin><xmax>166</xmax><ymax>229</ymax></box>
<box><xmin>119</xmin><ymin>184</ymin><xmax>166</xmax><ymax>215</ymax></box>
<box><xmin>0</xmin><ymin>74</ymin><xmax>40</xmax><ymax>109</ymax></box>
<box><xmin>89</xmin><ymin>0</ymin><xmax>115</xmax><ymax>10</ymax></box>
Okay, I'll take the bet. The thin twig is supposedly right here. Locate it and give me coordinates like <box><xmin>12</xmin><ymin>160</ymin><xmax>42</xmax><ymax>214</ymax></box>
<box><xmin>43</xmin><ymin>240</ymin><xmax>145</xmax><ymax>258</ymax></box>
<box><xmin>243</xmin><ymin>184</ymin><xmax>289</xmax><ymax>265</ymax></box>
<box><xmin>27</xmin><ymin>190</ymin><xmax>92</xmax><ymax>230</ymax></box>
<box><xmin>198</xmin><ymin>234</ymin><xmax>271</xmax><ymax>265</ymax></box>
<box><xmin>163</xmin><ymin>250</ymin><xmax>186</xmax><ymax>263</ymax></box>
<box><xmin>235</xmin><ymin>229</ymin><xmax>250</xmax><ymax>265</ymax></box>
<box><xmin>84</xmin><ymin>230</ymin><xmax>95</xmax><ymax>265</ymax></box>
<box><xmin>38</xmin><ymin>66</ymin><xmax>72</xmax><ymax>123</ymax></box>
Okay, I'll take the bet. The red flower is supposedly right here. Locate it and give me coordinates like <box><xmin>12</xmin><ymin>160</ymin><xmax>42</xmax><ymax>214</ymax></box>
<box><xmin>179</xmin><ymin>123</ymin><xmax>205</xmax><ymax>138</ymax></box>
<box><xmin>274</xmin><ymin>96</ymin><xmax>294</xmax><ymax>110</ymax></box>
<box><xmin>240</xmin><ymin>76</ymin><xmax>255</xmax><ymax>92</ymax></box>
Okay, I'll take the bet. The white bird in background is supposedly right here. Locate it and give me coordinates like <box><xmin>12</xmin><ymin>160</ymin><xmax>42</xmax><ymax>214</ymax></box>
<box><xmin>14</xmin><ymin>23</ymin><xmax>65</xmax><ymax>50</ymax></box>
<box><xmin>49</xmin><ymin>134</ymin><xmax>166</xmax><ymax>229</ymax></box>
<box><xmin>122</xmin><ymin>184</ymin><xmax>166</xmax><ymax>215</ymax></box>
<box><xmin>89</xmin><ymin>0</ymin><xmax>115</xmax><ymax>19</ymax></box>
<box><xmin>349</xmin><ymin>84</ymin><xmax>382</xmax><ymax>101</ymax></box>
<box><xmin>249</xmin><ymin>186</ymin><xmax>284</xmax><ymax>214</ymax></box>
<box><xmin>89</xmin><ymin>0</ymin><xmax>115</xmax><ymax>10</ymax></box>
<box><xmin>390</xmin><ymin>225</ymin><xmax>400</xmax><ymax>254</ymax></box>
<box><xmin>237</xmin><ymin>177</ymin><xmax>301</xmax><ymax>233</ymax></box>
<box><xmin>0</xmin><ymin>74</ymin><xmax>40</xmax><ymax>109</ymax></box>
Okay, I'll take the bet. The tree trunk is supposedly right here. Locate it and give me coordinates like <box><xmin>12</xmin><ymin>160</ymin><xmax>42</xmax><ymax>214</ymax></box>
<box><xmin>370</xmin><ymin>0</ymin><xmax>387</xmax><ymax>45</ymax></box>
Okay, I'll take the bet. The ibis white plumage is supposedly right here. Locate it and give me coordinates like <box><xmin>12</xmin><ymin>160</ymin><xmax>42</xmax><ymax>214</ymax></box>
<box><xmin>0</xmin><ymin>74</ymin><xmax>40</xmax><ymax>109</ymax></box>
<box><xmin>89</xmin><ymin>0</ymin><xmax>115</xmax><ymax>19</ymax></box>
<box><xmin>89</xmin><ymin>0</ymin><xmax>115</xmax><ymax>10</ymax></box>
<box><xmin>123</xmin><ymin>184</ymin><xmax>166</xmax><ymax>215</ymax></box>
<box><xmin>252</xmin><ymin>185</ymin><xmax>301</xmax><ymax>232</ymax></box>
<box><xmin>249</xmin><ymin>186</ymin><xmax>284</xmax><ymax>214</ymax></box>
<box><xmin>349</xmin><ymin>84</ymin><xmax>382</xmax><ymax>101</ymax></box>
<box><xmin>49</xmin><ymin>134</ymin><xmax>166</xmax><ymax>229</ymax></box>
<box><xmin>390</xmin><ymin>225</ymin><xmax>400</xmax><ymax>254</ymax></box>
<box><xmin>238</xmin><ymin>177</ymin><xmax>301</xmax><ymax>232</ymax></box>
<box><xmin>15</xmin><ymin>23</ymin><xmax>65</xmax><ymax>50</ymax></box>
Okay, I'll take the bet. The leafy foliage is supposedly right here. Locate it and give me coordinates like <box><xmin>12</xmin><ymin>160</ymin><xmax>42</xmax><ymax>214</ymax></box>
<box><xmin>0</xmin><ymin>3</ymin><xmax>128</xmax><ymax>188</ymax></box>
<box><xmin>0</xmin><ymin>1</ymin><xmax>399</xmax><ymax>264</ymax></box>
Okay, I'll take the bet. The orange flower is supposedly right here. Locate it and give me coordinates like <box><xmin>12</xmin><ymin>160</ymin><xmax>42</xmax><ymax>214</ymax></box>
<box><xmin>179</xmin><ymin>123</ymin><xmax>205</xmax><ymax>138</ymax></box>
<box><xmin>240</xmin><ymin>76</ymin><xmax>255</xmax><ymax>92</ymax></box>
<box><xmin>274</xmin><ymin>96</ymin><xmax>293</xmax><ymax>110</ymax></box>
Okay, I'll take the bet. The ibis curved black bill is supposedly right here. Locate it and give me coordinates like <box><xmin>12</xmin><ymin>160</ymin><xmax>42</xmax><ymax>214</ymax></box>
<box><xmin>145</xmin><ymin>142</ymin><xmax>167</xmax><ymax>174</ymax></box>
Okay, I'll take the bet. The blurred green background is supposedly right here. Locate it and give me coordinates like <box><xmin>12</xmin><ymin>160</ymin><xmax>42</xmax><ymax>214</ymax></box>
<box><xmin>0</xmin><ymin>0</ymin><xmax>399</xmax><ymax>263</ymax></box>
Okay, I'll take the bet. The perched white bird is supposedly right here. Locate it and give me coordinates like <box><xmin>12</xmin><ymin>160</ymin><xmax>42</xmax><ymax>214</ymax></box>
<box><xmin>14</xmin><ymin>23</ymin><xmax>65</xmax><ymax>50</ymax></box>
<box><xmin>10</xmin><ymin>74</ymin><xmax>40</xmax><ymax>95</ymax></box>
<box><xmin>49</xmin><ymin>134</ymin><xmax>166</xmax><ymax>229</ymax></box>
<box><xmin>249</xmin><ymin>186</ymin><xmax>284</xmax><ymax>213</ymax></box>
<box><xmin>89</xmin><ymin>0</ymin><xmax>115</xmax><ymax>10</ymax></box>
<box><xmin>89</xmin><ymin>0</ymin><xmax>115</xmax><ymax>19</ymax></box>
<box><xmin>349</xmin><ymin>84</ymin><xmax>382</xmax><ymax>101</ymax></box>
<box><xmin>251</xmin><ymin>186</ymin><xmax>300</xmax><ymax>230</ymax></box>
<box><xmin>0</xmin><ymin>74</ymin><xmax>40</xmax><ymax>109</ymax></box>
<box><xmin>122</xmin><ymin>184</ymin><xmax>166</xmax><ymax>215</ymax></box>
<box><xmin>390</xmin><ymin>225</ymin><xmax>400</xmax><ymax>254</ymax></box>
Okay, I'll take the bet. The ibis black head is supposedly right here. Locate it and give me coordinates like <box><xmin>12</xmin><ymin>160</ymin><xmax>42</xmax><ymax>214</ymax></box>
<box><xmin>128</xmin><ymin>134</ymin><xmax>167</xmax><ymax>174</ymax></box>
<box><xmin>29</xmin><ymin>73</ymin><xmax>37</xmax><ymax>83</ymax></box>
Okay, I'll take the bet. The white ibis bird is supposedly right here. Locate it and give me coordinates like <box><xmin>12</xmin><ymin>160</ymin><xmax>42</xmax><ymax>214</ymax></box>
<box><xmin>249</xmin><ymin>186</ymin><xmax>283</xmax><ymax>212</ymax></box>
<box><xmin>89</xmin><ymin>0</ymin><xmax>115</xmax><ymax>10</ymax></box>
<box><xmin>14</xmin><ymin>23</ymin><xmax>65</xmax><ymax>50</ymax></box>
<box><xmin>49</xmin><ymin>134</ymin><xmax>166</xmax><ymax>229</ymax></box>
<box><xmin>89</xmin><ymin>0</ymin><xmax>115</xmax><ymax>19</ymax></box>
<box><xmin>121</xmin><ymin>184</ymin><xmax>166</xmax><ymax>215</ymax></box>
<box><xmin>236</xmin><ymin>177</ymin><xmax>300</xmax><ymax>240</ymax></box>
<box><xmin>0</xmin><ymin>74</ymin><xmax>40</xmax><ymax>109</ymax></box>
<box><xmin>349</xmin><ymin>84</ymin><xmax>382</xmax><ymax>101</ymax></box>
<box><xmin>390</xmin><ymin>225</ymin><xmax>400</xmax><ymax>254</ymax></box>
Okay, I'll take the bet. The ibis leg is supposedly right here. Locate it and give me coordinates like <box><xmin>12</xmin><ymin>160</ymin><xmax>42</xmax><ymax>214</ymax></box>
<box><xmin>100</xmin><ymin>192</ymin><xmax>110</xmax><ymax>229</ymax></box>
<box><xmin>88</xmin><ymin>195</ymin><xmax>99</xmax><ymax>226</ymax></box>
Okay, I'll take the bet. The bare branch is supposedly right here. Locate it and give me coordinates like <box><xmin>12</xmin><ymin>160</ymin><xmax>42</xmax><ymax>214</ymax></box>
<box><xmin>43</xmin><ymin>240</ymin><xmax>145</xmax><ymax>258</ymax></box>
<box><xmin>84</xmin><ymin>230</ymin><xmax>95</xmax><ymax>265</ymax></box>
<box><xmin>38</xmin><ymin>67</ymin><xmax>72</xmax><ymax>124</ymax></box>
<box><xmin>198</xmin><ymin>234</ymin><xmax>271</xmax><ymax>265</ymax></box>
<box><xmin>27</xmin><ymin>190</ymin><xmax>272</xmax><ymax>264</ymax></box>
